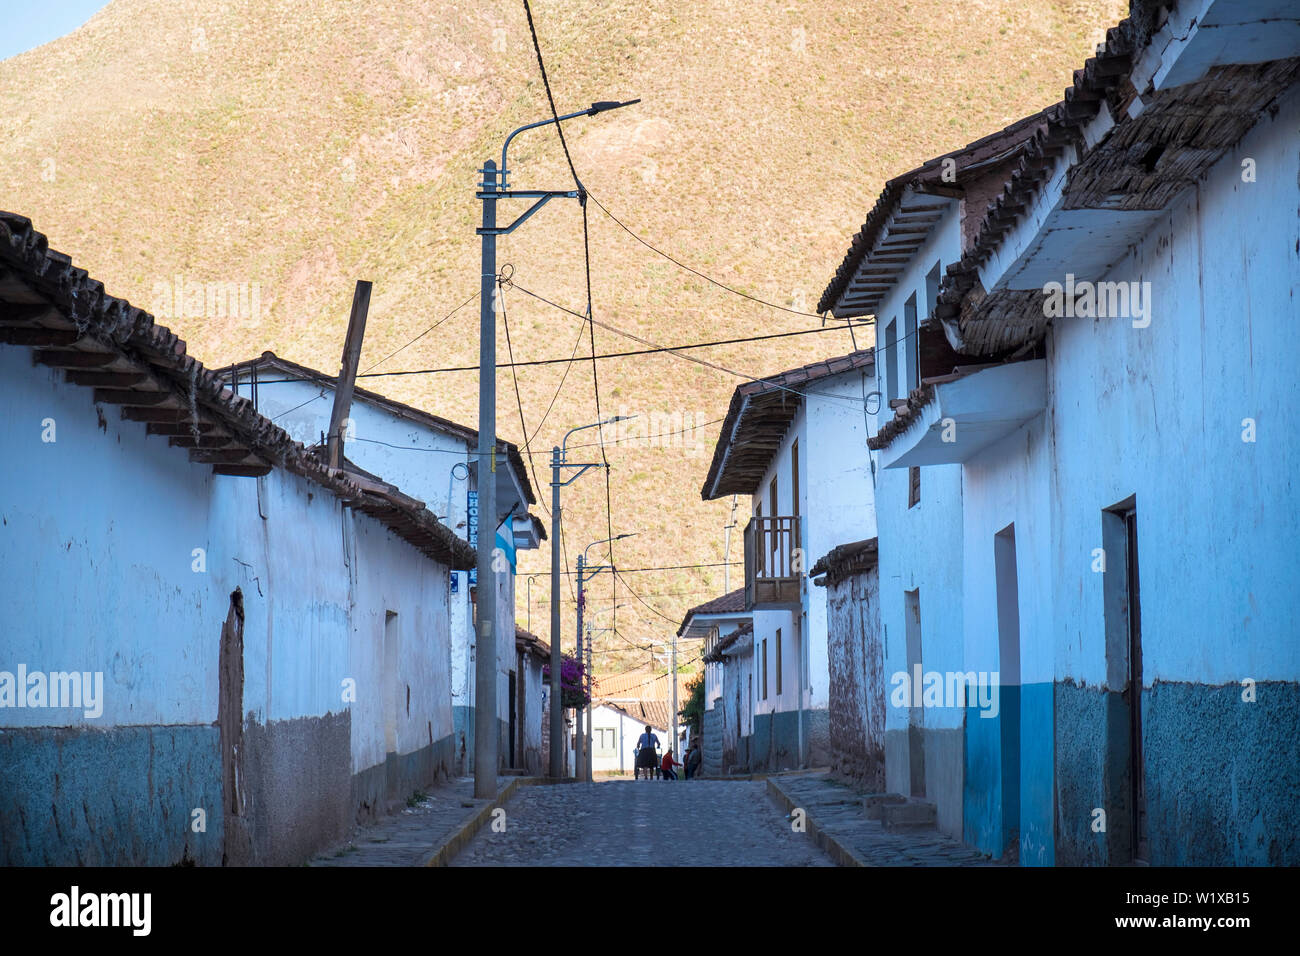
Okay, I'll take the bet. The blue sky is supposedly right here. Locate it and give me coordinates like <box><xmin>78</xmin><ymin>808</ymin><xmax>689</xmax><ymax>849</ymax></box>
<box><xmin>0</xmin><ymin>1</ymin><xmax>112</xmax><ymax>62</ymax></box>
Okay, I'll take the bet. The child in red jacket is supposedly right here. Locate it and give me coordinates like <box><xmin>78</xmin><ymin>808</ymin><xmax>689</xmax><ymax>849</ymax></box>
<box><xmin>661</xmin><ymin>749</ymin><xmax>681</xmax><ymax>781</ymax></box>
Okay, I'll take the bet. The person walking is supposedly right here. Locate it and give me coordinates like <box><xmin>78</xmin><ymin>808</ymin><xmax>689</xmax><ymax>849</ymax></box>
<box><xmin>634</xmin><ymin>724</ymin><xmax>660</xmax><ymax>780</ymax></box>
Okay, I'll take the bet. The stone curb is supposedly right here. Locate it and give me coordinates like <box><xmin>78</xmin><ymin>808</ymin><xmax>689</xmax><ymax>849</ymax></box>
<box><xmin>697</xmin><ymin>766</ymin><xmax>832</xmax><ymax>782</ymax></box>
<box><xmin>422</xmin><ymin>776</ymin><xmax>576</xmax><ymax>867</ymax></box>
<box><xmin>766</xmin><ymin>776</ymin><xmax>868</xmax><ymax>868</ymax></box>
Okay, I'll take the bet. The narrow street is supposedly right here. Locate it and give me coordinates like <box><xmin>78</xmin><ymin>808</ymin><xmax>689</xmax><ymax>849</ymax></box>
<box><xmin>450</xmin><ymin>780</ymin><xmax>832</xmax><ymax>867</ymax></box>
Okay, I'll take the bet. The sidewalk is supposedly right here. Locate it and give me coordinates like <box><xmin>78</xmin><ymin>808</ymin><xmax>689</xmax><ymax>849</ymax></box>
<box><xmin>309</xmin><ymin>776</ymin><xmax>518</xmax><ymax>867</ymax></box>
<box><xmin>767</xmin><ymin>772</ymin><xmax>1004</xmax><ymax>867</ymax></box>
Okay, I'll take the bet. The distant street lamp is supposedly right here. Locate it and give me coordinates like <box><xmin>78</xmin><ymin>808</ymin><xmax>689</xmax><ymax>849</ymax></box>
<box><xmin>548</xmin><ymin>418</ymin><xmax>635</xmax><ymax>778</ymax></box>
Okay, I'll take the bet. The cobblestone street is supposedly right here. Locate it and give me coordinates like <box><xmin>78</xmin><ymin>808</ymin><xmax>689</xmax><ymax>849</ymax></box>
<box><xmin>450</xmin><ymin>779</ymin><xmax>833</xmax><ymax>867</ymax></box>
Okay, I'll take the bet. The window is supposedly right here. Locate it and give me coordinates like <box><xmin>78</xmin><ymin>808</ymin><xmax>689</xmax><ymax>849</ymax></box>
<box><xmin>775</xmin><ymin>628</ymin><xmax>783</xmax><ymax>696</ymax></box>
<box><xmin>383</xmin><ymin>610</ymin><xmax>399</xmax><ymax>754</ymax></box>
<box><xmin>594</xmin><ymin>728</ymin><xmax>617</xmax><ymax>756</ymax></box>
<box><xmin>909</xmin><ymin>466</ymin><xmax>921</xmax><ymax>508</ymax></box>
<box><xmin>904</xmin><ymin>293</ymin><xmax>919</xmax><ymax>395</ymax></box>
<box><xmin>761</xmin><ymin>639</ymin><xmax>768</xmax><ymax>700</ymax></box>
<box><xmin>884</xmin><ymin>319</ymin><xmax>899</xmax><ymax>401</ymax></box>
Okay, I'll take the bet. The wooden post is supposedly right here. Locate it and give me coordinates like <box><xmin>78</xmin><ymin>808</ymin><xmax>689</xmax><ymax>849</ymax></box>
<box><xmin>327</xmin><ymin>280</ymin><xmax>372</xmax><ymax>470</ymax></box>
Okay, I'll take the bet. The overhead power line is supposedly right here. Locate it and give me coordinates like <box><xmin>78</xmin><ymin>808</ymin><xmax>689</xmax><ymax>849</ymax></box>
<box><xmin>584</xmin><ymin>190</ymin><xmax>845</xmax><ymax>323</ymax></box>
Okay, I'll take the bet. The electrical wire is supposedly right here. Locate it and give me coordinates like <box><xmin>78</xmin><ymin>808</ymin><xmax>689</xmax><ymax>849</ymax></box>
<box><xmin>361</xmin><ymin>290</ymin><xmax>479</xmax><ymax>374</ymax></box>
<box><xmin>498</xmin><ymin>280</ymin><xmax>550</xmax><ymax>523</ymax></box>
<box><xmin>510</xmin><ymin>282</ymin><xmax>867</xmax><ymax>411</ymax></box>
<box><xmin>251</xmin><ymin>321</ymin><xmax>868</xmax><ymax>385</ymax></box>
<box><xmin>584</xmin><ymin>190</ymin><xmax>845</xmax><ymax>323</ymax></box>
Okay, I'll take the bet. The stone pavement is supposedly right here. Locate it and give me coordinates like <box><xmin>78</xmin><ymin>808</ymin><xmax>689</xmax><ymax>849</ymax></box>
<box><xmin>449</xmin><ymin>779</ymin><xmax>833</xmax><ymax>866</ymax></box>
<box><xmin>310</xmin><ymin>776</ymin><xmax>511</xmax><ymax>867</ymax></box>
<box><xmin>768</xmin><ymin>772</ymin><xmax>1004</xmax><ymax>866</ymax></box>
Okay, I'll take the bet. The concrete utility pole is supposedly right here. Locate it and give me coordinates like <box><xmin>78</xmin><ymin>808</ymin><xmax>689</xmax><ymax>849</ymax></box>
<box><xmin>550</xmin><ymin>448</ymin><xmax>563</xmax><ymax>777</ymax></box>
<box><xmin>671</xmin><ymin>629</ymin><xmax>679</xmax><ymax>763</ymax></box>
<box><xmin>548</xmin><ymin>426</ymin><xmax>631</xmax><ymax>777</ymax></box>
<box><xmin>575</xmin><ymin>552</ymin><xmax>586</xmax><ymax>781</ymax></box>
<box><xmin>475</xmin><ymin>98</ymin><xmax>637</xmax><ymax>786</ymax></box>
<box><xmin>585</xmin><ymin>623</ymin><xmax>593</xmax><ymax>782</ymax></box>
<box><xmin>474</xmin><ymin>161</ymin><xmax>499</xmax><ymax>800</ymax></box>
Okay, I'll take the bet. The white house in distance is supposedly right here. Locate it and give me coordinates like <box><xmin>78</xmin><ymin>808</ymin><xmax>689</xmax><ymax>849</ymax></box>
<box><xmin>677</xmin><ymin>589</ymin><xmax>751</xmax><ymax>776</ymax></box>
<box><xmin>820</xmin><ymin>0</ymin><xmax>1300</xmax><ymax>865</ymax></box>
<box><xmin>590</xmin><ymin>700</ymin><xmax>673</xmax><ymax>776</ymax></box>
<box><xmin>223</xmin><ymin>352</ymin><xmax>544</xmax><ymax>776</ymax></box>
<box><xmin>0</xmin><ymin>214</ymin><xmax>475</xmax><ymax>865</ymax></box>
<box><xmin>701</xmin><ymin>350</ymin><xmax>877</xmax><ymax>771</ymax></box>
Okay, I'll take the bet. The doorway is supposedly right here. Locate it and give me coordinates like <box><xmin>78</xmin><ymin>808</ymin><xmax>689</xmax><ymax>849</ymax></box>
<box><xmin>1103</xmin><ymin>497</ymin><xmax>1147</xmax><ymax>863</ymax></box>
<box><xmin>904</xmin><ymin>589</ymin><xmax>925</xmax><ymax>796</ymax></box>
<box><xmin>994</xmin><ymin>524</ymin><xmax>1021</xmax><ymax>859</ymax></box>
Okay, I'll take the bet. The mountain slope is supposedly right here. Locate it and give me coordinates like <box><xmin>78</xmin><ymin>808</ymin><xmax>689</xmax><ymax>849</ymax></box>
<box><xmin>0</xmin><ymin>0</ymin><xmax>1126</xmax><ymax>674</ymax></box>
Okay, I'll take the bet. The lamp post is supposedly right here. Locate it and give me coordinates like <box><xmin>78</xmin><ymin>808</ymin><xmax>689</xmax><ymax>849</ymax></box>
<box><xmin>525</xmin><ymin>573</ymin><xmax>544</xmax><ymax>636</ymax></box>
<box><xmin>549</xmin><ymin>418</ymin><xmax>635</xmax><ymax>778</ymax></box>
<box><xmin>583</xmin><ymin>615</ymin><xmax>623</xmax><ymax>780</ymax></box>
<box><xmin>477</xmin><ymin>98</ymin><xmax>638</xmax><ymax>799</ymax></box>
<box><xmin>575</xmin><ymin>533</ymin><xmax>636</xmax><ymax>781</ymax></box>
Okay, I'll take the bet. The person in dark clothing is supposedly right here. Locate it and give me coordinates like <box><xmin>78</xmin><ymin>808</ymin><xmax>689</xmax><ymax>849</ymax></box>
<box><xmin>685</xmin><ymin>739</ymin><xmax>702</xmax><ymax>780</ymax></box>
<box><xmin>634</xmin><ymin>725</ymin><xmax>660</xmax><ymax>780</ymax></box>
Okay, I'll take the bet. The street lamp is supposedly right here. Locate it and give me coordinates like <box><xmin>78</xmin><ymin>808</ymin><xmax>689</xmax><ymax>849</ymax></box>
<box><xmin>548</xmin><ymin>417</ymin><xmax>635</xmax><ymax>779</ymax></box>
<box><xmin>476</xmin><ymin>98</ymin><xmax>638</xmax><ymax>799</ymax></box>
<box><xmin>525</xmin><ymin>573</ymin><xmax>544</xmax><ymax>636</ymax></box>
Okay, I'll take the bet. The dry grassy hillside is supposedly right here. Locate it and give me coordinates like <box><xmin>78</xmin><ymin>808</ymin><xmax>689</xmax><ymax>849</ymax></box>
<box><xmin>0</xmin><ymin>0</ymin><xmax>1125</xmax><ymax>676</ymax></box>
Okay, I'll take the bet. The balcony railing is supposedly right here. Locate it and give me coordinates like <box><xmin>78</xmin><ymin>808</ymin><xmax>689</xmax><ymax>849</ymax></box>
<box><xmin>743</xmin><ymin>515</ymin><xmax>802</xmax><ymax>610</ymax></box>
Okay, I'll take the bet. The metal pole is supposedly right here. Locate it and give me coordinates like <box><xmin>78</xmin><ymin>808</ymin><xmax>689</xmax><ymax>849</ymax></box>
<box><xmin>671</xmin><ymin>630</ymin><xmax>679</xmax><ymax>771</ymax></box>
<box><xmin>723</xmin><ymin>494</ymin><xmax>738</xmax><ymax>593</ymax></box>
<box><xmin>473</xmin><ymin>159</ymin><xmax>499</xmax><ymax>800</ymax></box>
<box><xmin>549</xmin><ymin>447</ymin><xmax>563</xmax><ymax>778</ymax></box>
<box><xmin>585</xmin><ymin>622</ymin><xmax>593</xmax><ymax>782</ymax></box>
<box><xmin>575</xmin><ymin>554</ymin><xmax>585</xmax><ymax>781</ymax></box>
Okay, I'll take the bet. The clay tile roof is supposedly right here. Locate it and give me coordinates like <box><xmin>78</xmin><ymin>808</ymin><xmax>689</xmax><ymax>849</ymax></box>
<box><xmin>809</xmin><ymin>538</ymin><xmax>879</xmax><ymax>586</ymax></box>
<box><xmin>225</xmin><ymin>351</ymin><xmax>536</xmax><ymax>505</ymax></box>
<box><xmin>701</xmin><ymin>348</ymin><xmax>876</xmax><ymax>500</ymax></box>
<box><xmin>676</xmin><ymin>587</ymin><xmax>746</xmax><ymax>635</ymax></box>
<box><xmin>817</xmin><ymin>109</ymin><xmax>1053</xmax><ymax>316</ymax></box>
<box><xmin>703</xmin><ymin>620</ymin><xmax>752</xmax><ymax>663</ymax></box>
<box><xmin>0</xmin><ymin>212</ymin><xmax>476</xmax><ymax>571</ymax></box>
<box><xmin>515</xmin><ymin>625</ymin><xmax>550</xmax><ymax>659</ymax></box>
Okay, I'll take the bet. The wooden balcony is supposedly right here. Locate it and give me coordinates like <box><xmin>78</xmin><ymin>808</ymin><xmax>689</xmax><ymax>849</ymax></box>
<box><xmin>744</xmin><ymin>515</ymin><xmax>802</xmax><ymax>611</ymax></box>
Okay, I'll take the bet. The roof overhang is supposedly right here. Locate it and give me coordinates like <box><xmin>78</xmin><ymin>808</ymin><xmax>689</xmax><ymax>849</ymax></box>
<box><xmin>701</xmin><ymin>349</ymin><xmax>875</xmax><ymax>499</ymax></box>
<box><xmin>874</xmin><ymin>360</ymin><xmax>1047</xmax><ymax>469</ymax></box>
<box><xmin>936</xmin><ymin>1</ymin><xmax>1300</xmax><ymax>356</ymax></box>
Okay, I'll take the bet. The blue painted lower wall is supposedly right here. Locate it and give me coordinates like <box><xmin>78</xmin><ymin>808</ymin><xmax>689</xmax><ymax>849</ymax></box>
<box><xmin>750</xmin><ymin>708</ymin><xmax>829</xmax><ymax>771</ymax></box>
<box><xmin>2</xmin><ymin>715</ymin><xmax>460</xmax><ymax>866</ymax></box>
<box><xmin>966</xmin><ymin>679</ymin><xmax>1300</xmax><ymax>866</ymax></box>
<box><xmin>0</xmin><ymin>724</ymin><xmax>223</xmax><ymax>866</ymax></box>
